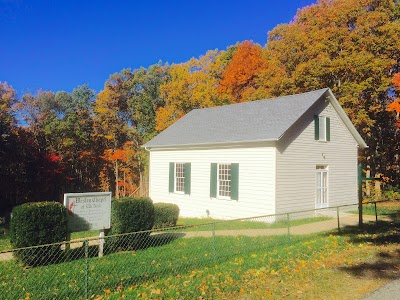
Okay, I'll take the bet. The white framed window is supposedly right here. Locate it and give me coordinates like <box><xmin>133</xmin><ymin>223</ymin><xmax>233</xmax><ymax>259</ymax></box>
<box><xmin>175</xmin><ymin>163</ymin><xmax>185</xmax><ymax>193</ymax></box>
<box><xmin>210</xmin><ymin>163</ymin><xmax>238</xmax><ymax>200</ymax></box>
<box><xmin>314</xmin><ymin>115</ymin><xmax>330</xmax><ymax>142</ymax></box>
<box><xmin>316</xmin><ymin>165</ymin><xmax>328</xmax><ymax>208</ymax></box>
<box><xmin>218</xmin><ymin>163</ymin><xmax>231</xmax><ymax>198</ymax></box>
<box><xmin>169</xmin><ymin>162</ymin><xmax>191</xmax><ymax>195</ymax></box>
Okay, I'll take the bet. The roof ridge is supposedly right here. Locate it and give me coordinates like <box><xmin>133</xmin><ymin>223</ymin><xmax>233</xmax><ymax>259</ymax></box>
<box><xmin>191</xmin><ymin>88</ymin><xmax>328</xmax><ymax>113</ymax></box>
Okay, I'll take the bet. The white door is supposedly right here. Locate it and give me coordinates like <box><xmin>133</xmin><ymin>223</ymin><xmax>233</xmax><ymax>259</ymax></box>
<box><xmin>316</xmin><ymin>166</ymin><xmax>328</xmax><ymax>208</ymax></box>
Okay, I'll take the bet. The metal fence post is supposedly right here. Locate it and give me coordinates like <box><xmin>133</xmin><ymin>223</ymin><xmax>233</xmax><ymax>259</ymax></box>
<box><xmin>84</xmin><ymin>240</ymin><xmax>89</xmax><ymax>300</ymax></box>
<box><xmin>336</xmin><ymin>206</ymin><xmax>341</xmax><ymax>233</ymax></box>
<box><xmin>287</xmin><ymin>213</ymin><xmax>290</xmax><ymax>236</ymax></box>
<box><xmin>374</xmin><ymin>202</ymin><xmax>378</xmax><ymax>224</ymax></box>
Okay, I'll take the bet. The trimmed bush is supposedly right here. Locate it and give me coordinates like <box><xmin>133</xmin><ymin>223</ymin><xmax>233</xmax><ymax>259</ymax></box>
<box><xmin>10</xmin><ymin>202</ymin><xmax>67</xmax><ymax>266</ymax></box>
<box><xmin>154</xmin><ymin>203</ymin><xmax>180</xmax><ymax>229</ymax></box>
<box><xmin>111</xmin><ymin>197</ymin><xmax>155</xmax><ymax>234</ymax></box>
<box><xmin>109</xmin><ymin>197</ymin><xmax>155</xmax><ymax>251</ymax></box>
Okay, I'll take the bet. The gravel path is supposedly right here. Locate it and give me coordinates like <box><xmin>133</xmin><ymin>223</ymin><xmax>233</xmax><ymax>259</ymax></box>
<box><xmin>362</xmin><ymin>278</ymin><xmax>400</xmax><ymax>300</ymax></box>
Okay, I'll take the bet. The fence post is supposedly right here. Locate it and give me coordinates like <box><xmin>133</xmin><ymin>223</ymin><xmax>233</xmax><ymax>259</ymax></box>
<box><xmin>84</xmin><ymin>240</ymin><xmax>89</xmax><ymax>300</ymax></box>
<box><xmin>358</xmin><ymin>163</ymin><xmax>363</xmax><ymax>229</ymax></box>
<box><xmin>287</xmin><ymin>213</ymin><xmax>290</xmax><ymax>236</ymax></box>
<box><xmin>99</xmin><ymin>230</ymin><xmax>105</xmax><ymax>258</ymax></box>
<box><xmin>336</xmin><ymin>206</ymin><xmax>341</xmax><ymax>233</ymax></box>
<box><xmin>374</xmin><ymin>202</ymin><xmax>378</xmax><ymax>224</ymax></box>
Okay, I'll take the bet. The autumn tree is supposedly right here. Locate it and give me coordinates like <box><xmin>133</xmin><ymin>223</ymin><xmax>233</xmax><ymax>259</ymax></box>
<box><xmin>52</xmin><ymin>85</ymin><xmax>99</xmax><ymax>191</ymax></box>
<box><xmin>156</xmin><ymin>49</ymin><xmax>233</xmax><ymax>131</ymax></box>
<box><xmin>1</xmin><ymin>84</ymin><xmax>66</xmax><ymax>210</ymax></box>
<box><xmin>0</xmin><ymin>82</ymin><xmax>16</xmax><ymax>132</ymax></box>
<box><xmin>15</xmin><ymin>90</ymin><xmax>59</xmax><ymax>152</ymax></box>
<box><xmin>388</xmin><ymin>73</ymin><xmax>400</xmax><ymax>129</ymax></box>
<box><xmin>264</xmin><ymin>0</ymin><xmax>400</xmax><ymax>182</ymax></box>
<box><xmin>0</xmin><ymin>82</ymin><xmax>18</xmax><ymax>211</ymax></box>
<box><xmin>101</xmin><ymin>142</ymin><xmax>136</xmax><ymax>198</ymax></box>
<box><xmin>125</xmin><ymin>62</ymin><xmax>169</xmax><ymax>183</ymax></box>
<box><xmin>218</xmin><ymin>41</ymin><xmax>268</xmax><ymax>102</ymax></box>
<box><xmin>94</xmin><ymin>70</ymin><xmax>135</xmax><ymax>198</ymax></box>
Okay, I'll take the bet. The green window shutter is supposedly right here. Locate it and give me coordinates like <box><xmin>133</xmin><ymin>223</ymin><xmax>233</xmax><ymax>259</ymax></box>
<box><xmin>210</xmin><ymin>163</ymin><xmax>217</xmax><ymax>198</ymax></box>
<box><xmin>169</xmin><ymin>162</ymin><xmax>174</xmax><ymax>193</ymax></box>
<box><xmin>314</xmin><ymin>115</ymin><xmax>319</xmax><ymax>140</ymax></box>
<box><xmin>231</xmin><ymin>163</ymin><xmax>239</xmax><ymax>201</ymax></box>
<box><xmin>184</xmin><ymin>163</ymin><xmax>191</xmax><ymax>195</ymax></box>
<box><xmin>326</xmin><ymin>117</ymin><xmax>330</xmax><ymax>141</ymax></box>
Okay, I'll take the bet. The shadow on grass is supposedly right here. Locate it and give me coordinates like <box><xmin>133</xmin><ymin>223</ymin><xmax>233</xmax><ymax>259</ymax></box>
<box><xmin>104</xmin><ymin>232</ymin><xmax>185</xmax><ymax>254</ymax></box>
<box><xmin>331</xmin><ymin>217</ymin><xmax>400</xmax><ymax>280</ymax></box>
<box><xmin>9</xmin><ymin>232</ymin><xmax>186</xmax><ymax>268</ymax></box>
<box><xmin>340</xmin><ymin>248</ymin><xmax>400</xmax><ymax>280</ymax></box>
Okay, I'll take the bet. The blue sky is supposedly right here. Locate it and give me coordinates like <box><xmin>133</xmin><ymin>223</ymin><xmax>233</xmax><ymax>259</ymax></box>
<box><xmin>1</xmin><ymin>0</ymin><xmax>316</xmax><ymax>96</ymax></box>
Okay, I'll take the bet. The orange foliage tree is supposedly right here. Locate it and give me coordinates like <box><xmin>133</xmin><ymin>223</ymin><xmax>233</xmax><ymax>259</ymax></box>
<box><xmin>218</xmin><ymin>41</ymin><xmax>268</xmax><ymax>103</ymax></box>
<box><xmin>101</xmin><ymin>142</ymin><xmax>136</xmax><ymax>199</ymax></box>
<box><xmin>388</xmin><ymin>73</ymin><xmax>400</xmax><ymax>129</ymax></box>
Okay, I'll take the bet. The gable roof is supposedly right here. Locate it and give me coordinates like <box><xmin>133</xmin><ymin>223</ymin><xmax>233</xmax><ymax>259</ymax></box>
<box><xmin>144</xmin><ymin>88</ymin><xmax>367</xmax><ymax>149</ymax></box>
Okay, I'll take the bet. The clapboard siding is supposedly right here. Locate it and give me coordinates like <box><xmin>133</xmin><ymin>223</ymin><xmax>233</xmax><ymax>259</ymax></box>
<box><xmin>149</xmin><ymin>146</ymin><xmax>276</xmax><ymax>219</ymax></box>
<box><xmin>275</xmin><ymin>101</ymin><xmax>358</xmax><ymax>214</ymax></box>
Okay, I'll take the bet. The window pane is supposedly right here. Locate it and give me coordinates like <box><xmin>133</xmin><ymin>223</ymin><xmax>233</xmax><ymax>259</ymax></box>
<box><xmin>322</xmin><ymin>188</ymin><xmax>327</xmax><ymax>204</ymax></box>
<box><xmin>316</xmin><ymin>169</ymin><xmax>328</xmax><ymax>207</ymax></box>
<box><xmin>175</xmin><ymin>163</ymin><xmax>185</xmax><ymax>192</ymax></box>
<box><xmin>323</xmin><ymin>172</ymin><xmax>327</xmax><ymax>187</ymax></box>
<box><xmin>218</xmin><ymin>164</ymin><xmax>231</xmax><ymax>197</ymax></box>
<box><xmin>319</xmin><ymin>116</ymin><xmax>326</xmax><ymax>141</ymax></box>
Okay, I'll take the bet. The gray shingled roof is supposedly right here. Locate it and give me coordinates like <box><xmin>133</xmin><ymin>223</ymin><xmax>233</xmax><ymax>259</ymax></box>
<box><xmin>144</xmin><ymin>88</ymin><xmax>329</xmax><ymax>148</ymax></box>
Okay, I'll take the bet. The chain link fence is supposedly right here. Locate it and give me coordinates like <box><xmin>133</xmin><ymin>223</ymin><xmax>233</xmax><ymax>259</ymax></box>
<box><xmin>0</xmin><ymin>200</ymin><xmax>399</xmax><ymax>299</ymax></box>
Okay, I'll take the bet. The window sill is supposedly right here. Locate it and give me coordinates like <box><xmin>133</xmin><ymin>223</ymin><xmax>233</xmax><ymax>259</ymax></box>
<box><xmin>212</xmin><ymin>196</ymin><xmax>237</xmax><ymax>201</ymax></box>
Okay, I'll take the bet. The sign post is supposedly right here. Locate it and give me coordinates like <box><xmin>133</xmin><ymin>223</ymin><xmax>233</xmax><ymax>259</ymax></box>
<box><xmin>358</xmin><ymin>164</ymin><xmax>378</xmax><ymax>229</ymax></box>
<box><xmin>64</xmin><ymin>192</ymin><xmax>112</xmax><ymax>257</ymax></box>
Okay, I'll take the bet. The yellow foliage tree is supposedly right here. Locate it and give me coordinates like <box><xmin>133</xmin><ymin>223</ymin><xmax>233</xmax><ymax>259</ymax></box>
<box><xmin>156</xmin><ymin>49</ymin><xmax>232</xmax><ymax>131</ymax></box>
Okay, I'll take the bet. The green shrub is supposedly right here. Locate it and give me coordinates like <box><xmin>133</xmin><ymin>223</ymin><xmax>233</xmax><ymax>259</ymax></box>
<box><xmin>10</xmin><ymin>202</ymin><xmax>67</xmax><ymax>266</ymax></box>
<box><xmin>154</xmin><ymin>203</ymin><xmax>180</xmax><ymax>229</ymax></box>
<box><xmin>109</xmin><ymin>197</ymin><xmax>155</xmax><ymax>251</ymax></box>
<box><xmin>381</xmin><ymin>185</ymin><xmax>400</xmax><ymax>201</ymax></box>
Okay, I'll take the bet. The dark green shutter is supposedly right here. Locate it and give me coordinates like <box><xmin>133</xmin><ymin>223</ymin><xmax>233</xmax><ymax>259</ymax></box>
<box><xmin>231</xmin><ymin>163</ymin><xmax>239</xmax><ymax>201</ymax></box>
<box><xmin>169</xmin><ymin>162</ymin><xmax>174</xmax><ymax>193</ymax></box>
<box><xmin>314</xmin><ymin>115</ymin><xmax>319</xmax><ymax>140</ymax></box>
<box><xmin>184</xmin><ymin>163</ymin><xmax>191</xmax><ymax>195</ymax></box>
<box><xmin>210</xmin><ymin>163</ymin><xmax>217</xmax><ymax>198</ymax></box>
<box><xmin>326</xmin><ymin>117</ymin><xmax>330</xmax><ymax>141</ymax></box>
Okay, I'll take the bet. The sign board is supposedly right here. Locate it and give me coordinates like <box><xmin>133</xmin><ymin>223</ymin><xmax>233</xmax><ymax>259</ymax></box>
<box><xmin>64</xmin><ymin>192</ymin><xmax>111</xmax><ymax>232</ymax></box>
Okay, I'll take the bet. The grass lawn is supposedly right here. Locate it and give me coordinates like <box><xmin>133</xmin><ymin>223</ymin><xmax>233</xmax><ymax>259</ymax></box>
<box><xmin>70</xmin><ymin>230</ymin><xmax>101</xmax><ymax>240</ymax></box>
<box><xmin>361</xmin><ymin>201</ymin><xmax>400</xmax><ymax>216</ymax></box>
<box><xmin>0</xmin><ymin>229</ymin><xmax>100</xmax><ymax>252</ymax></box>
<box><xmin>108</xmin><ymin>221</ymin><xmax>400</xmax><ymax>299</ymax></box>
<box><xmin>0</xmin><ymin>235</ymin><xmax>11</xmax><ymax>252</ymax></box>
<box><xmin>175</xmin><ymin>215</ymin><xmax>332</xmax><ymax>231</ymax></box>
<box><xmin>0</xmin><ymin>225</ymin><xmax>11</xmax><ymax>252</ymax></box>
<box><xmin>1</xmin><ymin>220</ymin><xmax>399</xmax><ymax>299</ymax></box>
<box><xmin>0</xmin><ymin>215</ymin><xmax>331</xmax><ymax>251</ymax></box>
